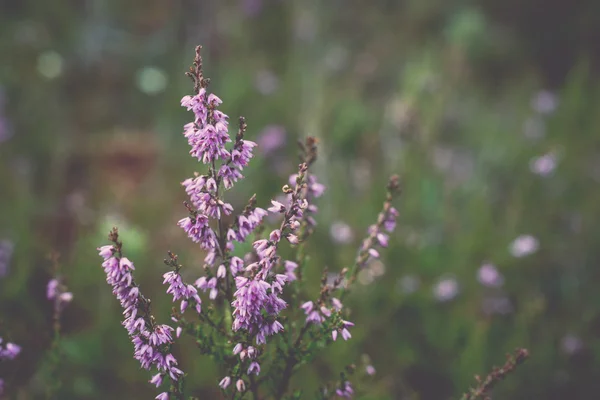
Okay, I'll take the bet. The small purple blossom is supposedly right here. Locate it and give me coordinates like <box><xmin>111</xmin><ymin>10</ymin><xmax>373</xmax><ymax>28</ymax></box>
<box><xmin>236</xmin><ymin>379</ymin><xmax>246</xmax><ymax>392</ymax></box>
<box><xmin>366</xmin><ymin>365</ymin><xmax>376</xmax><ymax>376</ymax></box>
<box><xmin>530</xmin><ymin>153</ymin><xmax>557</xmax><ymax>176</ymax></box>
<box><xmin>477</xmin><ymin>263</ymin><xmax>504</xmax><ymax>288</ymax></box>
<box><xmin>257</xmin><ymin>125</ymin><xmax>286</xmax><ymax>156</ymax></box>
<box><xmin>47</xmin><ymin>277</ymin><xmax>73</xmax><ymax>310</ymax></box>
<box><xmin>247</xmin><ymin>361</ymin><xmax>261</xmax><ymax>375</ymax></box>
<box><xmin>163</xmin><ymin>269</ymin><xmax>202</xmax><ymax>314</ymax></box>
<box><xmin>0</xmin><ymin>337</ymin><xmax>21</xmax><ymax>395</ymax></box>
<box><xmin>433</xmin><ymin>277</ymin><xmax>459</xmax><ymax>302</ymax></box>
<box><xmin>531</xmin><ymin>90</ymin><xmax>558</xmax><ymax>114</ymax></box>
<box><xmin>330</xmin><ymin>222</ymin><xmax>354</xmax><ymax>244</ymax></box>
<box><xmin>98</xmin><ymin>233</ymin><xmax>184</xmax><ymax>395</ymax></box>
<box><xmin>332</xmin><ymin>320</ymin><xmax>354</xmax><ymax>341</ymax></box>
<box><xmin>509</xmin><ymin>235</ymin><xmax>539</xmax><ymax>258</ymax></box>
<box><xmin>219</xmin><ymin>376</ymin><xmax>231</xmax><ymax>389</ymax></box>
<box><xmin>0</xmin><ymin>339</ymin><xmax>21</xmax><ymax>360</ymax></box>
<box><xmin>335</xmin><ymin>381</ymin><xmax>354</xmax><ymax>398</ymax></box>
<box><xmin>561</xmin><ymin>334</ymin><xmax>583</xmax><ymax>355</ymax></box>
<box><xmin>284</xmin><ymin>260</ymin><xmax>298</xmax><ymax>281</ymax></box>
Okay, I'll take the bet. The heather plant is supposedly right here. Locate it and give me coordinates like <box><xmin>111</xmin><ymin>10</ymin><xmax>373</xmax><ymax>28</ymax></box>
<box><xmin>0</xmin><ymin>335</ymin><xmax>21</xmax><ymax>396</ymax></box>
<box><xmin>96</xmin><ymin>46</ymin><xmax>401</xmax><ymax>399</ymax></box>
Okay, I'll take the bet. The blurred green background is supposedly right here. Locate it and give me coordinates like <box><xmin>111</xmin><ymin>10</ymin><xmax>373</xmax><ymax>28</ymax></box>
<box><xmin>2</xmin><ymin>0</ymin><xmax>600</xmax><ymax>399</ymax></box>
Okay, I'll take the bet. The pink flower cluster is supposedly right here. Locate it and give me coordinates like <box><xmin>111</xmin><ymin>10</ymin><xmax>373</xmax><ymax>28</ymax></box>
<box><xmin>98</xmin><ymin>244</ymin><xmax>183</xmax><ymax>399</ymax></box>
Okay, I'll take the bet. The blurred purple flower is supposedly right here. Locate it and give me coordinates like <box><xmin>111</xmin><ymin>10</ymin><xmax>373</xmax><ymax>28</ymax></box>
<box><xmin>257</xmin><ymin>125</ymin><xmax>286</xmax><ymax>156</ymax></box>
<box><xmin>0</xmin><ymin>240</ymin><xmax>14</xmax><ymax>278</ymax></box>
<box><xmin>433</xmin><ymin>277</ymin><xmax>459</xmax><ymax>302</ymax></box>
<box><xmin>477</xmin><ymin>263</ymin><xmax>504</xmax><ymax>287</ymax></box>
<box><xmin>330</xmin><ymin>221</ymin><xmax>354</xmax><ymax>244</ymax></box>
<box><xmin>531</xmin><ymin>90</ymin><xmax>558</xmax><ymax>115</ymax></box>
<box><xmin>529</xmin><ymin>153</ymin><xmax>557</xmax><ymax>176</ymax></box>
<box><xmin>366</xmin><ymin>365</ymin><xmax>376</xmax><ymax>376</ymax></box>
<box><xmin>509</xmin><ymin>235</ymin><xmax>539</xmax><ymax>258</ymax></box>
<box><xmin>561</xmin><ymin>334</ymin><xmax>583</xmax><ymax>355</ymax></box>
<box><xmin>0</xmin><ymin>337</ymin><xmax>20</xmax><ymax>395</ymax></box>
<box><xmin>47</xmin><ymin>277</ymin><xmax>73</xmax><ymax>310</ymax></box>
<box><xmin>335</xmin><ymin>381</ymin><xmax>353</xmax><ymax>398</ymax></box>
<box><xmin>0</xmin><ymin>339</ymin><xmax>21</xmax><ymax>360</ymax></box>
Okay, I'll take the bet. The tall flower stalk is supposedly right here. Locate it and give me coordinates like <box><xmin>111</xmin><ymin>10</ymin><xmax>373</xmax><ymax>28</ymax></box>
<box><xmin>97</xmin><ymin>45</ymin><xmax>402</xmax><ymax>399</ymax></box>
<box><xmin>98</xmin><ymin>229</ymin><xmax>184</xmax><ymax>399</ymax></box>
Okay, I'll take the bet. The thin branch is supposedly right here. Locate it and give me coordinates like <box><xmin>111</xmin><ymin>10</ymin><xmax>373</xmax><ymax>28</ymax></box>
<box><xmin>461</xmin><ymin>348</ymin><xmax>529</xmax><ymax>400</ymax></box>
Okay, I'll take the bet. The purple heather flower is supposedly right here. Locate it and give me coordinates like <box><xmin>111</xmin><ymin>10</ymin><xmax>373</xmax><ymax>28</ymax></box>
<box><xmin>230</xmin><ymin>207</ymin><xmax>268</xmax><ymax>243</ymax></box>
<box><xmin>268</xmin><ymin>200</ymin><xmax>286</xmax><ymax>213</ymax></box>
<box><xmin>332</xmin><ymin>320</ymin><xmax>354</xmax><ymax>341</ymax></box>
<box><xmin>47</xmin><ymin>278</ymin><xmax>73</xmax><ymax>310</ymax></box>
<box><xmin>247</xmin><ymin>361</ymin><xmax>261</xmax><ymax>375</ymax></box>
<box><xmin>433</xmin><ymin>277</ymin><xmax>459</xmax><ymax>302</ymax></box>
<box><xmin>330</xmin><ymin>221</ymin><xmax>354</xmax><ymax>244</ymax></box>
<box><xmin>150</xmin><ymin>373</ymin><xmax>164</xmax><ymax>387</ymax></box>
<box><xmin>219</xmin><ymin>376</ymin><xmax>232</xmax><ymax>389</ymax></box>
<box><xmin>233</xmin><ymin>343</ymin><xmax>243</xmax><ymax>355</ymax></box>
<box><xmin>331</xmin><ymin>298</ymin><xmax>343</xmax><ymax>311</ymax></box>
<box><xmin>98</xmin><ymin>246</ymin><xmax>184</xmax><ymax>392</ymax></box>
<box><xmin>531</xmin><ymin>90</ymin><xmax>558</xmax><ymax>114</ymax></box>
<box><xmin>306</xmin><ymin>310</ymin><xmax>324</xmax><ymax>324</ymax></box>
<box><xmin>232</xmin><ymin>274</ymin><xmax>287</xmax><ymax>344</ymax></box>
<box><xmin>236</xmin><ymin>379</ymin><xmax>246</xmax><ymax>392</ymax></box>
<box><xmin>482</xmin><ymin>295</ymin><xmax>513</xmax><ymax>315</ymax></box>
<box><xmin>286</xmin><ymin>233</ymin><xmax>299</xmax><ymax>245</ymax></box>
<box><xmin>284</xmin><ymin>260</ymin><xmax>298</xmax><ymax>281</ymax></box>
<box><xmin>335</xmin><ymin>381</ymin><xmax>354</xmax><ymax>398</ymax></box>
<box><xmin>230</xmin><ymin>256</ymin><xmax>244</xmax><ymax>276</ymax></box>
<box><xmin>301</xmin><ymin>301</ymin><xmax>314</xmax><ymax>313</ymax></box>
<box><xmin>509</xmin><ymin>235</ymin><xmax>539</xmax><ymax>258</ymax></box>
<box><xmin>383</xmin><ymin>207</ymin><xmax>399</xmax><ymax>233</ymax></box>
<box><xmin>0</xmin><ymin>340</ymin><xmax>21</xmax><ymax>360</ymax></box>
<box><xmin>0</xmin><ymin>337</ymin><xmax>20</xmax><ymax>396</ymax></box>
<box><xmin>561</xmin><ymin>334</ymin><xmax>583</xmax><ymax>355</ymax></box>
<box><xmin>164</xmin><ymin>270</ymin><xmax>202</xmax><ymax>313</ymax></box>
<box><xmin>368</xmin><ymin>248</ymin><xmax>379</xmax><ymax>259</ymax></box>
<box><xmin>47</xmin><ymin>278</ymin><xmax>59</xmax><ymax>299</ymax></box>
<box><xmin>366</xmin><ymin>365</ymin><xmax>376</xmax><ymax>376</ymax></box>
<box><xmin>195</xmin><ymin>276</ymin><xmax>218</xmax><ymax>300</ymax></box>
<box><xmin>177</xmin><ymin>216</ymin><xmax>218</xmax><ymax>251</ymax></box>
<box><xmin>257</xmin><ymin>125</ymin><xmax>286</xmax><ymax>155</ymax></box>
<box><xmin>530</xmin><ymin>153</ymin><xmax>557</xmax><ymax>176</ymax></box>
<box><xmin>179</xmin><ymin>80</ymin><xmax>259</xmax><ymax>269</ymax></box>
<box><xmin>155</xmin><ymin>393</ymin><xmax>169</xmax><ymax>400</ymax></box>
<box><xmin>477</xmin><ymin>263</ymin><xmax>504</xmax><ymax>288</ymax></box>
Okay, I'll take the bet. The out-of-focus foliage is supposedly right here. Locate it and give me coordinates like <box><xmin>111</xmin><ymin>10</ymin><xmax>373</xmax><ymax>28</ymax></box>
<box><xmin>1</xmin><ymin>0</ymin><xmax>600</xmax><ymax>399</ymax></box>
